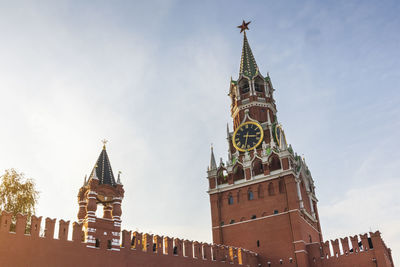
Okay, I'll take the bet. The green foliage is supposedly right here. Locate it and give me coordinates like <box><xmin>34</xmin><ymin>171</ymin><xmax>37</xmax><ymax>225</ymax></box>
<box><xmin>0</xmin><ymin>169</ymin><xmax>39</xmax><ymax>221</ymax></box>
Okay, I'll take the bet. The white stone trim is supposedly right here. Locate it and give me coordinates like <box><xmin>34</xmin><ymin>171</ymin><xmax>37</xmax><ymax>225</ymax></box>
<box><xmin>295</xmin><ymin>250</ymin><xmax>308</xmax><ymax>254</ymax></box>
<box><xmin>208</xmin><ymin>169</ymin><xmax>294</xmax><ymax>194</ymax></box>
<box><xmin>212</xmin><ymin>209</ymin><xmax>299</xmax><ymax>229</ymax></box>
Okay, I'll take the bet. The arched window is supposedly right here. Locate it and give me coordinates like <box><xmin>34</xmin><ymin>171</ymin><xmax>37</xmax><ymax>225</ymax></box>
<box><xmin>269</xmin><ymin>154</ymin><xmax>281</xmax><ymax>172</ymax></box>
<box><xmin>131</xmin><ymin>236</ymin><xmax>136</xmax><ymax>248</ymax></box>
<box><xmin>279</xmin><ymin>179</ymin><xmax>285</xmax><ymax>193</ymax></box>
<box><xmin>230</xmin><ymin>219</ymin><xmax>235</xmax><ymax>224</ymax></box>
<box><xmin>254</xmin><ymin>77</ymin><xmax>264</xmax><ymax>93</ymax></box>
<box><xmin>248</xmin><ymin>190</ymin><xmax>254</xmax><ymax>200</ymax></box>
<box><xmin>257</xmin><ymin>185</ymin><xmax>264</xmax><ymax>199</ymax></box>
<box><xmin>268</xmin><ymin>182</ymin><xmax>275</xmax><ymax>196</ymax></box>
<box><xmin>239</xmin><ymin>80</ymin><xmax>250</xmax><ymax>94</ymax></box>
<box><xmin>252</xmin><ymin>159</ymin><xmax>263</xmax><ymax>176</ymax></box>
<box><xmin>228</xmin><ymin>194</ymin><xmax>234</xmax><ymax>205</ymax></box>
<box><xmin>107</xmin><ymin>240</ymin><xmax>112</xmax><ymax>249</ymax></box>
<box><xmin>233</xmin><ymin>165</ymin><xmax>245</xmax><ymax>181</ymax></box>
<box><xmin>95</xmin><ymin>238</ymin><xmax>100</xmax><ymax>248</ymax></box>
<box><xmin>251</xmin><ymin>215</ymin><xmax>257</xmax><ymax>219</ymax></box>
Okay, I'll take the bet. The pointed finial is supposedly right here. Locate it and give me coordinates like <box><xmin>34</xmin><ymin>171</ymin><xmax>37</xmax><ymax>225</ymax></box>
<box><xmin>101</xmin><ymin>139</ymin><xmax>108</xmax><ymax>150</ymax></box>
<box><xmin>117</xmin><ymin>171</ymin><xmax>122</xmax><ymax>184</ymax></box>
<box><xmin>83</xmin><ymin>174</ymin><xmax>87</xmax><ymax>186</ymax></box>
<box><xmin>92</xmin><ymin>164</ymin><xmax>99</xmax><ymax>180</ymax></box>
<box><xmin>209</xmin><ymin>144</ymin><xmax>217</xmax><ymax>171</ymax></box>
<box><xmin>237</xmin><ymin>20</ymin><xmax>251</xmax><ymax>34</ymax></box>
<box><xmin>226</xmin><ymin>123</ymin><xmax>230</xmax><ymax>138</ymax></box>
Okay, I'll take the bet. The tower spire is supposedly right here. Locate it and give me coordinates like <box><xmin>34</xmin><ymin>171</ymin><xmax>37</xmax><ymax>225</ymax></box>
<box><xmin>237</xmin><ymin>21</ymin><xmax>259</xmax><ymax>79</ymax></box>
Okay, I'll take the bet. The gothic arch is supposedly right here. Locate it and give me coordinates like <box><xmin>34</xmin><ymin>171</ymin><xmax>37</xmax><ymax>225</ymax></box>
<box><xmin>254</xmin><ymin>76</ymin><xmax>265</xmax><ymax>95</ymax></box>
<box><xmin>233</xmin><ymin>164</ymin><xmax>245</xmax><ymax>182</ymax></box>
<box><xmin>268</xmin><ymin>153</ymin><xmax>281</xmax><ymax>172</ymax></box>
<box><xmin>238</xmin><ymin>77</ymin><xmax>250</xmax><ymax>96</ymax></box>
<box><xmin>252</xmin><ymin>157</ymin><xmax>263</xmax><ymax>176</ymax></box>
<box><xmin>217</xmin><ymin>167</ymin><xmax>228</xmax><ymax>185</ymax></box>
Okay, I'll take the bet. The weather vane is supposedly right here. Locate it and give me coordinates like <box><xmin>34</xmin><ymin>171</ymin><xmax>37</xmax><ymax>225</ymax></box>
<box><xmin>102</xmin><ymin>139</ymin><xmax>108</xmax><ymax>149</ymax></box>
<box><xmin>237</xmin><ymin>20</ymin><xmax>251</xmax><ymax>33</ymax></box>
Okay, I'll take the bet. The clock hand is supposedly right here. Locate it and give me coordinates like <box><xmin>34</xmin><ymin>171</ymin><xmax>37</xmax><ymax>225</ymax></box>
<box><xmin>245</xmin><ymin>132</ymin><xmax>249</xmax><ymax>146</ymax></box>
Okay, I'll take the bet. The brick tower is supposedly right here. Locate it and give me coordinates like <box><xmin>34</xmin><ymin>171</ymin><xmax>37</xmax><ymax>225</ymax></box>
<box><xmin>207</xmin><ymin>21</ymin><xmax>322</xmax><ymax>267</ymax></box>
<box><xmin>77</xmin><ymin>142</ymin><xmax>124</xmax><ymax>251</ymax></box>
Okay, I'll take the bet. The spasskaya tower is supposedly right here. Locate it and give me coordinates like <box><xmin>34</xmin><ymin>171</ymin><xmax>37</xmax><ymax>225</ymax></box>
<box><xmin>207</xmin><ymin>21</ymin><xmax>322</xmax><ymax>267</ymax></box>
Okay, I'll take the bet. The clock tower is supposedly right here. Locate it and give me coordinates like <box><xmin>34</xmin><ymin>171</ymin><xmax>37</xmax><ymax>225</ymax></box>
<box><xmin>207</xmin><ymin>22</ymin><xmax>322</xmax><ymax>267</ymax></box>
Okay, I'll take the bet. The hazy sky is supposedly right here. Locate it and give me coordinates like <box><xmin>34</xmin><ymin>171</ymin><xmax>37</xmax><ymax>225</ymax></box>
<box><xmin>0</xmin><ymin>0</ymin><xmax>399</xmax><ymax>264</ymax></box>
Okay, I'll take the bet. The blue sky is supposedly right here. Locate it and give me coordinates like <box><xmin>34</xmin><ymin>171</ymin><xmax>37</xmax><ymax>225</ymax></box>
<box><xmin>0</xmin><ymin>0</ymin><xmax>399</xmax><ymax>264</ymax></box>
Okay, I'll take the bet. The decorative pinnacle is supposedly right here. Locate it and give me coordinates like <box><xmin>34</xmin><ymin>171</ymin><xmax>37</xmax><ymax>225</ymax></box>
<box><xmin>117</xmin><ymin>171</ymin><xmax>122</xmax><ymax>184</ymax></box>
<box><xmin>237</xmin><ymin>20</ymin><xmax>251</xmax><ymax>34</ymax></box>
<box><xmin>101</xmin><ymin>139</ymin><xmax>108</xmax><ymax>150</ymax></box>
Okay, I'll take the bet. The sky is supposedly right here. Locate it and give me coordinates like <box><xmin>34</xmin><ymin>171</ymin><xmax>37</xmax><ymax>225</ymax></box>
<box><xmin>0</xmin><ymin>0</ymin><xmax>399</xmax><ymax>264</ymax></box>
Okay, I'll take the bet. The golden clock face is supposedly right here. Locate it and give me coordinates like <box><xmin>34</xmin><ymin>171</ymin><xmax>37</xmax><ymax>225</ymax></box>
<box><xmin>233</xmin><ymin>121</ymin><xmax>264</xmax><ymax>152</ymax></box>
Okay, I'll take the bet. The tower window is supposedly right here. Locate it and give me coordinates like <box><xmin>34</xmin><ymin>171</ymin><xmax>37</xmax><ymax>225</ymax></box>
<box><xmin>95</xmin><ymin>238</ymin><xmax>100</xmax><ymax>248</ymax></box>
<box><xmin>279</xmin><ymin>179</ymin><xmax>285</xmax><ymax>193</ymax></box>
<box><xmin>248</xmin><ymin>190</ymin><xmax>254</xmax><ymax>200</ymax></box>
<box><xmin>251</xmin><ymin>215</ymin><xmax>256</xmax><ymax>219</ymax></box>
<box><xmin>107</xmin><ymin>240</ymin><xmax>112</xmax><ymax>249</ymax></box>
<box><xmin>230</xmin><ymin>219</ymin><xmax>235</xmax><ymax>224</ymax></box>
<box><xmin>257</xmin><ymin>240</ymin><xmax>260</xmax><ymax>247</ymax></box>
<box><xmin>228</xmin><ymin>194</ymin><xmax>234</xmax><ymax>205</ymax></box>
<box><xmin>268</xmin><ymin>182</ymin><xmax>275</xmax><ymax>196</ymax></box>
<box><xmin>255</xmin><ymin>83</ymin><xmax>263</xmax><ymax>92</ymax></box>
<box><xmin>220</xmin><ymin>221</ymin><xmax>224</xmax><ymax>226</ymax></box>
<box><xmin>240</xmin><ymin>83</ymin><xmax>250</xmax><ymax>94</ymax></box>
<box><xmin>273</xmin><ymin>210</ymin><xmax>278</xmax><ymax>214</ymax></box>
<box><xmin>239</xmin><ymin>79</ymin><xmax>250</xmax><ymax>94</ymax></box>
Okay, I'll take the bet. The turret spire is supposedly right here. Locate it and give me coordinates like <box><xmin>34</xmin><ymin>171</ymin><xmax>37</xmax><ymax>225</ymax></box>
<box><xmin>90</xmin><ymin>141</ymin><xmax>117</xmax><ymax>186</ymax></box>
<box><xmin>238</xmin><ymin>21</ymin><xmax>259</xmax><ymax>79</ymax></box>
<box><xmin>209</xmin><ymin>144</ymin><xmax>217</xmax><ymax>171</ymax></box>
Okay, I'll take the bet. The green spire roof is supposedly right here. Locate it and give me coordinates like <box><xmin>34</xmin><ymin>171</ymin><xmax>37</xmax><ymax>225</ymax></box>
<box><xmin>239</xmin><ymin>32</ymin><xmax>259</xmax><ymax>79</ymax></box>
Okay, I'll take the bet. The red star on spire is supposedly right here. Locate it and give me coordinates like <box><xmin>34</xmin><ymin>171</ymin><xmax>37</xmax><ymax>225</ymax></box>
<box><xmin>237</xmin><ymin>20</ymin><xmax>251</xmax><ymax>33</ymax></box>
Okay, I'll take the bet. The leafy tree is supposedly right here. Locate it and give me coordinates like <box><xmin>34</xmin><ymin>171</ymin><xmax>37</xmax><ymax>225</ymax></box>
<box><xmin>0</xmin><ymin>169</ymin><xmax>39</xmax><ymax>220</ymax></box>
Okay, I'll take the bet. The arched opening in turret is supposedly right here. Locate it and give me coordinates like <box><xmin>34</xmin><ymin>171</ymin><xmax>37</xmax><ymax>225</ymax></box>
<box><xmin>131</xmin><ymin>235</ymin><xmax>136</xmax><ymax>248</ymax></box>
<box><xmin>233</xmin><ymin>165</ymin><xmax>245</xmax><ymax>182</ymax></box>
<box><xmin>252</xmin><ymin>158</ymin><xmax>264</xmax><ymax>176</ymax></box>
<box><xmin>217</xmin><ymin>168</ymin><xmax>228</xmax><ymax>185</ymax></box>
<box><xmin>269</xmin><ymin>154</ymin><xmax>281</xmax><ymax>172</ymax></box>
<box><xmin>239</xmin><ymin>78</ymin><xmax>250</xmax><ymax>96</ymax></box>
<box><xmin>254</xmin><ymin>76</ymin><xmax>265</xmax><ymax>95</ymax></box>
